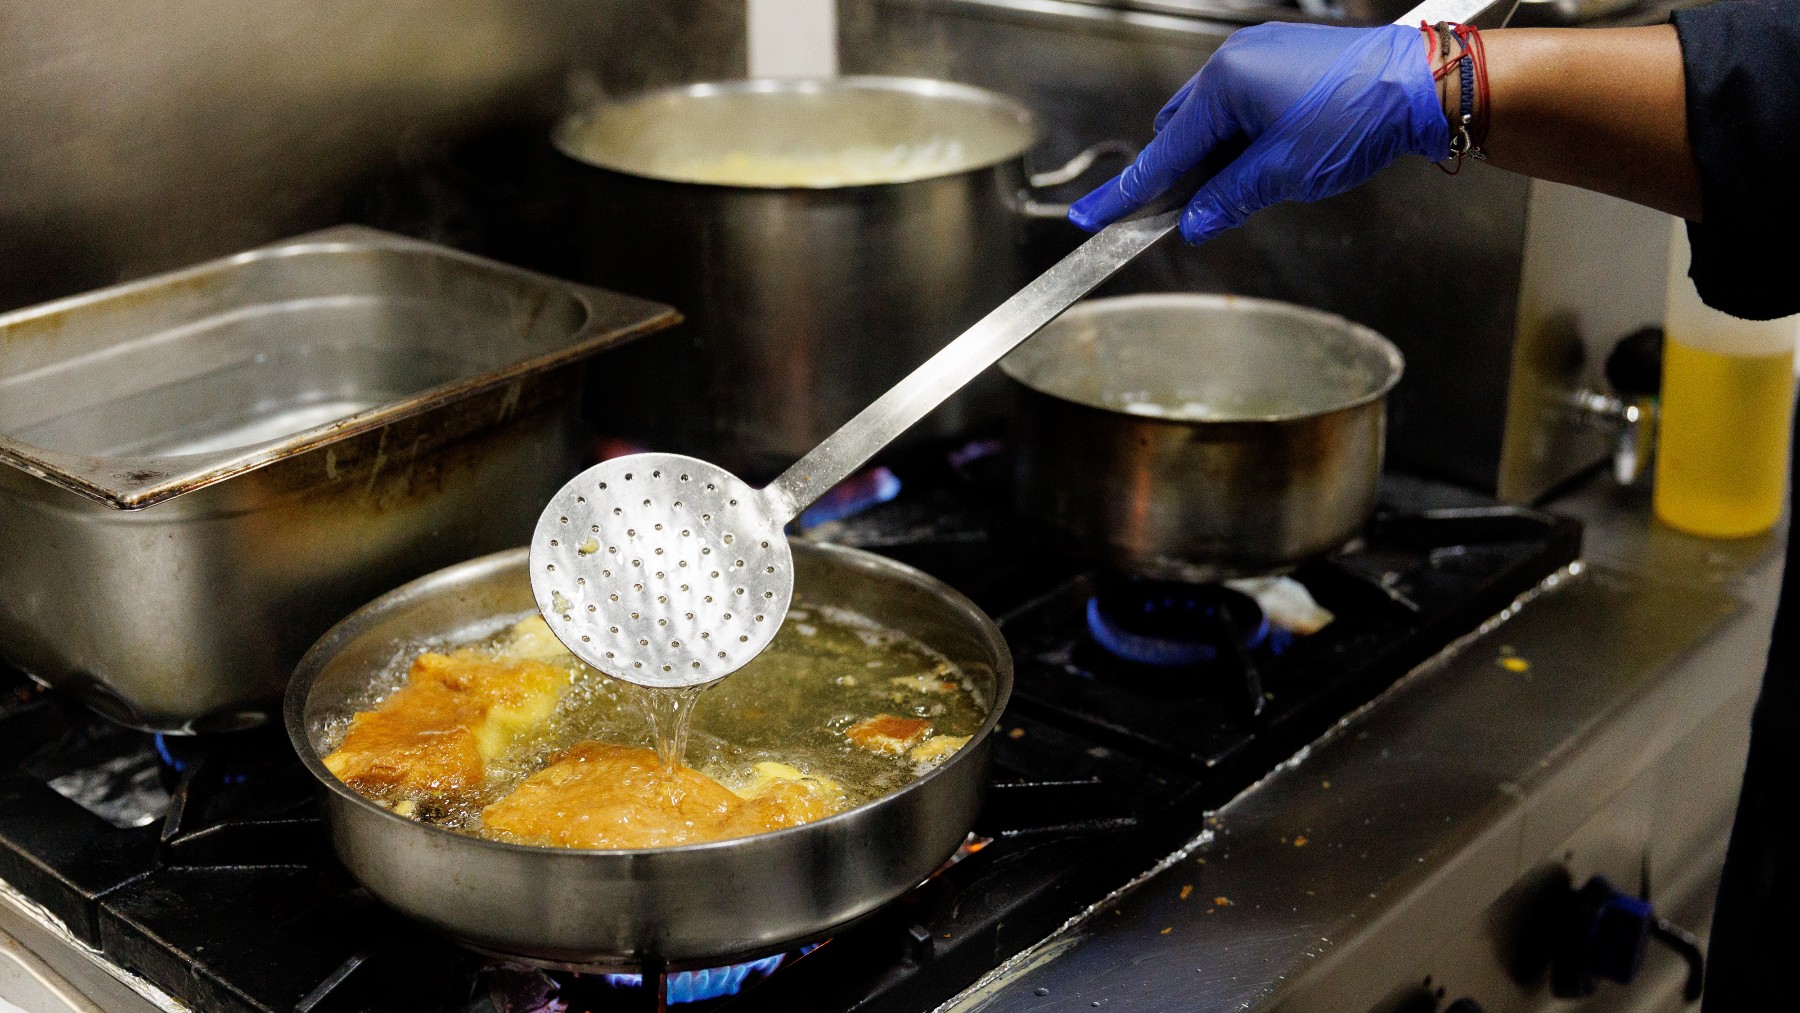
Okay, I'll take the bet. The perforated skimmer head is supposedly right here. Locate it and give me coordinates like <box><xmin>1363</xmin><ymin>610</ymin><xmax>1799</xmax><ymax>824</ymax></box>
<box><xmin>530</xmin><ymin>454</ymin><xmax>793</xmax><ymax>688</ymax></box>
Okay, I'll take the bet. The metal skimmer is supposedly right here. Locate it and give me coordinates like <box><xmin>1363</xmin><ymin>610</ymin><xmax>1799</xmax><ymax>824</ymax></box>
<box><xmin>531</xmin><ymin>193</ymin><xmax>1222</xmax><ymax>686</ymax></box>
<box><xmin>528</xmin><ymin>0</ymin><xmax>1496</xmax><ymax>688</ymax></box>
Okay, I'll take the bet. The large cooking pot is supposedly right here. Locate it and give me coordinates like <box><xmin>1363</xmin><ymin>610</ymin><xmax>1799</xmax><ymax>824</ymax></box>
<box><xmin>286</xmin><ymin>540</ymin><xmax>1011</xmax><ymax>969</ymax></box>
<box><xmin>1000</xmin><ymin>294</ymin><xmax>1404</xmax><ymax>581</ymax></box>
<box><xmin>555</xmin><ymin>76</ymin><xmax>1119</xmax><ymax>479</ymax></box>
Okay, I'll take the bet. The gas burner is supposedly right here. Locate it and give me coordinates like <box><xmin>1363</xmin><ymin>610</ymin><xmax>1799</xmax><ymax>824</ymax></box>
<box><xmin>599</xmin><ymin>947</ymin><xmax>816</xmax><ymax>1006</ymax></box>
<box><xmin>1076</xmin><ymin>579</ymin><xmax>1272</xmax><ymax>721</ymax></box>
<box><xmin>472</xmin><ymin>946</ymin><xmax>820</xmax><ymax>1012</ymax></box>
<box><xmin>1085</xmin><ymin>581</ymin><xmax>1269</xmax><ymax>667</ymax></box>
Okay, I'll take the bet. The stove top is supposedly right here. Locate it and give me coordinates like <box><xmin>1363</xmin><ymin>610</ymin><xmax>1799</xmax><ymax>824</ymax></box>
<box><xmin>0</xmin><ymin>440</ymin><xmax>1579</xmax><ymax>1013</ymax></box>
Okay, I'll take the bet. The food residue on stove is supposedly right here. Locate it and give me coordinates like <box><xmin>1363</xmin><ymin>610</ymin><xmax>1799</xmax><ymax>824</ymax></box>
<box><xmin>318</xmin><ymin>603</ymin><xmax>986</xmax><ymax>850</ymax></box>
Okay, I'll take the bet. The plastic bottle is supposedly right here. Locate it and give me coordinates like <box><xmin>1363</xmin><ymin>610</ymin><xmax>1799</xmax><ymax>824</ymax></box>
<box><xmin>1654</xmin><ymin>222</ymin><xmax>1799</xmax><ymax>538</ymax></box>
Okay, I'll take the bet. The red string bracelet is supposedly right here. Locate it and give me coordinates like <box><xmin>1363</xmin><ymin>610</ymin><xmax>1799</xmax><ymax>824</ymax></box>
<box><xmin>1425</xmin><ymin>22</ymin><xmax>1490</xmax><ymax>174</ymax></box>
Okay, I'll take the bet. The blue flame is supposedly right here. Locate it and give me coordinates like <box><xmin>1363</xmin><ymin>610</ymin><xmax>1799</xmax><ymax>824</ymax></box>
<box><xmin>601</xmin><ymin>951</ymin><xmax>790</xmax><ymax>1002</ymax></box>
<box><xmin>601</xmin><ymin>944</ymin><xmax>821</xmax><ymax>1003</ymax></box>
<box><xmin>152</xmin><ymin>734</ymin><xmax>186</xmax><ymax>772</ymax></box>
<box><xmin>151</xmin><ymin>734</ymin><xmax>248</xmax><ymax>784</ymax></box>
<box><xmin>1085</xmin><ymin>595</ymin><xmax>1272</xmax><ymax>667</ymax></box>
<box><xmin>797</xmin><ymin>467</ymin><xmax>901</xmax><ymax>528</ymax></box>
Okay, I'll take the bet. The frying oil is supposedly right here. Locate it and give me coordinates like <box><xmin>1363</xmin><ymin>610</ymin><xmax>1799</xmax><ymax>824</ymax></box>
<box><xmin>1655</xmin><ymin>341</ymin><xmax>1794</xmax><ymax>537</ymax></box>
<box><xmin>320</xmin><ymin>595</ymin><xmax>986</xmax><ymax>840</ymax></box>
<box><xmin>1654</xmin><ymin>223</ymin><xmax>1798</xmax><ymax>538</ymax></box>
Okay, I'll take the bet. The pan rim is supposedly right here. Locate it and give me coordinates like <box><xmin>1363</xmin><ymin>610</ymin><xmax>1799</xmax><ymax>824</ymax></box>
<box><xmin>284</xmin><ymin>540</ymin><xmax>1012</xmax><ymax>860</ymax></box>
<box><xmin>552</xmin><ymin>75</ymin><xmax>1040</xmax><ymax>190</ymax></box>
<box><xmin>999</xmin><ymin>292</ymin><xmax>1405</xmax><ymax>424</ymax></box>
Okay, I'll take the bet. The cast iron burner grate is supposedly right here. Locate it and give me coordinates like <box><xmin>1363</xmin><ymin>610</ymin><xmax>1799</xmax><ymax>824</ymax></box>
<box><xmin>0</xmin><ymin>442</ymin><xmax>1577</xmax><ymax>1013</ymax></box>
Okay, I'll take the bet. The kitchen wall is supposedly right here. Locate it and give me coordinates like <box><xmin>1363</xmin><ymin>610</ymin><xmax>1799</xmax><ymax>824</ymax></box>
<box><xmin>0</xmin><ymin>0</ymin><xmax>746</xmax><ymax>313</ymax></box>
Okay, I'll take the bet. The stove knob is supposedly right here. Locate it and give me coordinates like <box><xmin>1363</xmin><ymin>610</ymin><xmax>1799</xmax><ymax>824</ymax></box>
<box><xmin>1549</xmin><ymin>875</ymin><xmax>1705</xmax><ymax>1001</ymax></box>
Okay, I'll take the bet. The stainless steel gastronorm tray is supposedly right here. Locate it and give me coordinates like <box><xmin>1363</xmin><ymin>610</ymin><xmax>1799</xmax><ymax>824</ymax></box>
<box><xmin>0</xmin><ymin>225</ymin><xmax>678</xmax><ymax>731</ymax></box>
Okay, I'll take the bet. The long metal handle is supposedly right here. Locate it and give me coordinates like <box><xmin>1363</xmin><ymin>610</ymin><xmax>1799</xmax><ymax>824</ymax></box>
<box><xmin>760</xmin><ymin>209</ymin><xmax>1178</xmax><ymax>521</ymax></box>
<box><xmin>759</xmin><ymin>0</ymin><xmax>1518</xmax><ymax>523</ymax></box>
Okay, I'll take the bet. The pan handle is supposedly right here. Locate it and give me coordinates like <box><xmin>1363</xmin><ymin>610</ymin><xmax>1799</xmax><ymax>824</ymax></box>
<box><xmin>1016</xmin><ymin>140</ymin><xmax>1137</xmax><ymax>220</ymax></box>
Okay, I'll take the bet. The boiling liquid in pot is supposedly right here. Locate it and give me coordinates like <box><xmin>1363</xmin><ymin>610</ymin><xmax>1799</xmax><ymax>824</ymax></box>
<box><xmin>641</xmin><ymin>140</ymin><xmax>971</xmax><ymax>188</ymax></box>
<box><xmin>318</xmin><ymin>596</ymin><xmax>986</xmax><ymax>844</ymax></box>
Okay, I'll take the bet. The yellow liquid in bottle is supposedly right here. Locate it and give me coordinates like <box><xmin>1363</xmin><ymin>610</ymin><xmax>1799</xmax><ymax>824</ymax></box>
<box><xmin>1653</xmin><ymin>339</ymin><xmax>1795</xmax><ymax>538</ymax></box>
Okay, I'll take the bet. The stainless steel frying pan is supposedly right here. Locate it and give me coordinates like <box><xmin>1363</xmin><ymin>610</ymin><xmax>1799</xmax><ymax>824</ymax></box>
<box><xmin>284</xmin><ymin>541</ymin><xmax>1010</xmax><ymax>969</ymax></box>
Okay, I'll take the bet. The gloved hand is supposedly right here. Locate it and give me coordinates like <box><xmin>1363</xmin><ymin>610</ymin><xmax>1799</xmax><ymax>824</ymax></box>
<box><xmin>1068</xmin><ymin>23</ymin><xmax>1450</xmax><ymax>245</ymax></box>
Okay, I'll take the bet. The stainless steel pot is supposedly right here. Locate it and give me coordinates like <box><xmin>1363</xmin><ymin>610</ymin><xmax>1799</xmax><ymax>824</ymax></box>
<box><xmin>285</xmin><ymin>540</ymin><xmax>1011</xmax><ymax>969</ymax></box>
<box><xmin>0</xmin><ymin>227</ymin><xmax>678</xmax><ymax>732</ymax></box>
<box><xmin>555</xmin><ymin>76</ymin><xmax>1119</xmax><ymax>479</ymax></box>
<box><xmin>1000</xmin><ymin>294</ymin><xmax>1404</xmax><ymax>581</ymax></box>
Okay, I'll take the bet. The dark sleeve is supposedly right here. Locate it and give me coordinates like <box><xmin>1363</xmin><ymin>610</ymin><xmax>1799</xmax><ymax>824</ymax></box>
<box><xmin>1670</xmin><ymin>0</ymin><xmax>1800</xmax><ymax>321</ymax></box>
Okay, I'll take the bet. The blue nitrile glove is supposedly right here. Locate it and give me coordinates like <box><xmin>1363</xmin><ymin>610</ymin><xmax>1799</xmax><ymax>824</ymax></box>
<box><xmin>1068</xmin><ymin>23</ymin><xmax>1449</xmax><ymax>245</ymax></box>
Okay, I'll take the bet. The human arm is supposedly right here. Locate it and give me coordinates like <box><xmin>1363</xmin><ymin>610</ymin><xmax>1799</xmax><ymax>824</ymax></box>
<box><xmin>1068</xmin><ymin>21</ymin><xmax>1701</xmax><ymax>241</ymax></box>
<box><xmin>1477</xmin><ymin>26</ymin><xmax>1697</xmax><ymax>220</ymax></box>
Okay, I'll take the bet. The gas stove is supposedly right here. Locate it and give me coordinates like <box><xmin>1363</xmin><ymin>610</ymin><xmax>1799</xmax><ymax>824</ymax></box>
<box><xmin>0</xmin><ymin>440</ymin><xmax>1579</xmax><ymax>1013</ymax></box>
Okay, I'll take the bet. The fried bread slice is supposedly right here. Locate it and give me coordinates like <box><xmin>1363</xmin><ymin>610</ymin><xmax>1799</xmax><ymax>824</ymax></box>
<box><xmin>480</xmin><ymin>743</ymin><xmax>846</xmax><ymax>849</ymax></box>
<box><xmin>845</xmin><ymin>714</ymin><xmax>933</xmax><ymax>754</ymax></box>
<box><xmin>322</xmin><ymin>649</ymin><xmax>568</xmax><ymax>799</ymax></box>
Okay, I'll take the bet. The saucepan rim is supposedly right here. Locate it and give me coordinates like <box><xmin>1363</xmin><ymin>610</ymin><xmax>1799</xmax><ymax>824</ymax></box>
<box><xmin>1001</xmin><ymin>292</ymin><xmax>1406</xmax><ymax>425</ymax></box>
<box><xmin>553</xmin><ymin>74</ymin><xmax>1040</xmax><ymax>189</ymax></box>
<box><xmin>285</xmin><ymin>540</ymin><xmax>1013</xmax><ymax>858</ymax></box>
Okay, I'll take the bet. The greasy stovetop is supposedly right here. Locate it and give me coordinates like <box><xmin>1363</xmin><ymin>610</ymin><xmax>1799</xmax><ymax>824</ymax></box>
<box><xmin>0</xmin><ymin>438</ymin><xmax>1578</xmax><ymax>1013</ymax></box>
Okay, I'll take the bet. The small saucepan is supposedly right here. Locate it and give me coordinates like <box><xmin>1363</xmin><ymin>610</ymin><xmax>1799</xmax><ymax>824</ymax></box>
<box><xmin>1000</xmin><ymin>294</ymin><xmax>1405</xmax><ymax>582</ymax></box>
